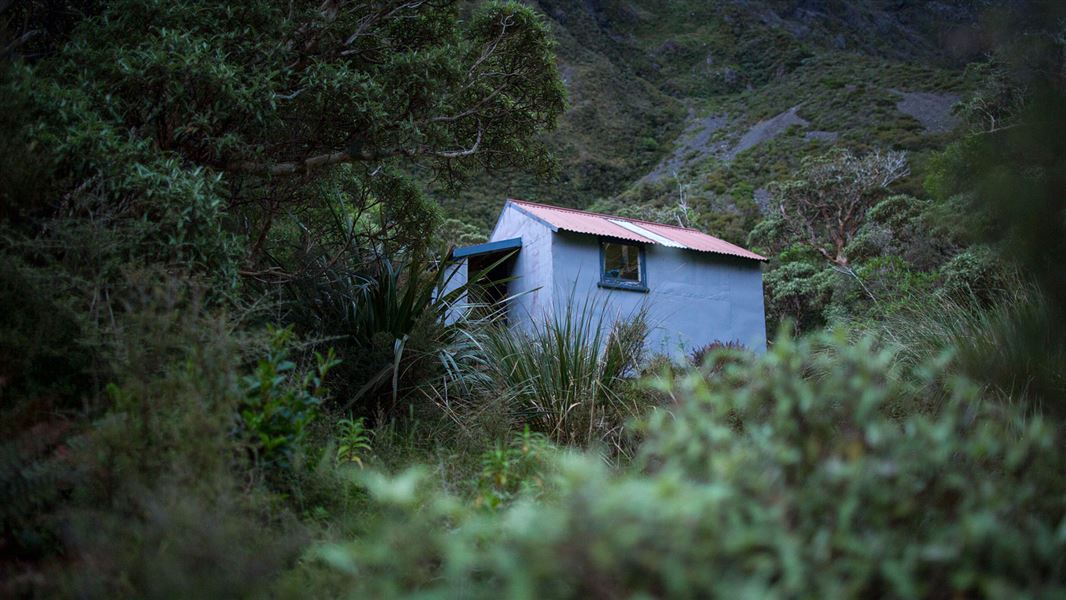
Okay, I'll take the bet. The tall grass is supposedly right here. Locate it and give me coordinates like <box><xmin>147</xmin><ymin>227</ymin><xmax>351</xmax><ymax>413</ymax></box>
<box><xmin>872</xmin><ymin>281</ymin><xmax>1066</xmax><ymax>413</ymax></box>
<box><xmin>480</xmin><ymin>295</ymin><xmax>650</xmax><ymax>450</ymax></box>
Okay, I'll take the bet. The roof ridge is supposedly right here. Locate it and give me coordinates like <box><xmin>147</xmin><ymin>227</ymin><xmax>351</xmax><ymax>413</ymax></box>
<box><xmin>507</xmin><ymin>198</ymin><xmax>703</xmax><ymax>234</ymax></box>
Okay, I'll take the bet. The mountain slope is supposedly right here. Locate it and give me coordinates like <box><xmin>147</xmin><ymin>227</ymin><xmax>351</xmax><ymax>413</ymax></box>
<box><xmin>442</xmin><ymin>0</ymin><xmax>981</xmax><ymax>237</ymax></box>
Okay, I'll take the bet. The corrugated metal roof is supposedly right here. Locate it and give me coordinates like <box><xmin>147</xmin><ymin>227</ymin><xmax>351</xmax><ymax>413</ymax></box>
<box><xmin>507</xmin><ymin>199</ymin><xmax>767</xmax><ymax>261</ymax></box>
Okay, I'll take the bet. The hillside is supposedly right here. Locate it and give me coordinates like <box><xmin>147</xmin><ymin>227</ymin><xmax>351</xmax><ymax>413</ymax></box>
<box><xmin>442</xmin><ymin>0</ymin><xmax>980</xmax><ymax>240</ymax></box>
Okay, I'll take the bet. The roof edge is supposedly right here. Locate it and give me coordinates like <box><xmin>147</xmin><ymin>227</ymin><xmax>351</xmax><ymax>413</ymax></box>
<box><xmin>508</xmin><ymin>198</ymin><xmax>705</xmax><ymax>235</ymax></box>
<box><xmin>507</xmin><ymin>198</ymin><xmax>767</xmax><ymax>262</ymax></box>
<box><xmin>505</xmin><ymin>199</ymin><xmax>560</xmax><ymax>233</ymax></box>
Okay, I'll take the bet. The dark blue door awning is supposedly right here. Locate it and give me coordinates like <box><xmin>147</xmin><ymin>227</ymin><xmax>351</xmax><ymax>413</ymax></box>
<box><xmin>450</xmin><ymin>237</ymin><xmax>522</xmax><ymax>260</ymax></box>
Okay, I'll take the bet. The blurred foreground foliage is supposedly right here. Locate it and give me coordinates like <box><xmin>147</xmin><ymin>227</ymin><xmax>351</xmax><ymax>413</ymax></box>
<box><xmin>295</xmin><ymin>332</ymin><xmax>1065</xmax><ymax>598</ymax></box>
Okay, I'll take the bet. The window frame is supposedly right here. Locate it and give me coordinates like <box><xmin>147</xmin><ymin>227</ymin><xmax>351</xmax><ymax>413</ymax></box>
<box><xmin>598</xmin><ymin>238</ymin><xmax>649</xmax><ymax>293</ymax></box>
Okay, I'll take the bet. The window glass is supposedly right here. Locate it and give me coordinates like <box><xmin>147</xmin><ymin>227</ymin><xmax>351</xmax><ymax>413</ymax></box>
<box><xmin>602</xmin><ymin>242</ymin><xmax>642</xmax><ymax>283</ymax></box>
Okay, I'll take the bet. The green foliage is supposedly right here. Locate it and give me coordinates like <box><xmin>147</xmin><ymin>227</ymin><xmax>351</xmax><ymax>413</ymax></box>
<box><xmin>748</xmin><ymin>146</ymin><xmax>970</xmax><ymax>330</ymax></box>
<box><xmin>480</xmin><ymin>295</ymin><xmax>650</xmax><ymax>449</ymax></box>
<box><xmin>873</xmin><ymin>282</ymin><xmax>1066</xmax><ymax>412</ymax></box>
<box><xmin>335</xmin><ymin>417</ymin><xmax>373</xmax><ymax>468</ymax></box>
<box><xmin>768</xmin><ymin>147</ymin><xmax>910</xmax><ymax>266</ymax></box>
<box><xmin>474</xmin><ymin>427</ymin><xmax>551</xmax><ymax>509</ymax></box>
<box><xmin>637</xmin><ymin>330</ymin><xmax>1064</xmax><ymax>595</ymax></box>
<box><xmin>303</xmin><ymin>331</ymin><xmax>1066</xmax><ymax>598</ymax></box>
<box><xmin>761</xmin><ymin>255</ymin><xmax>835</xmax><ymax>333</ymax></box>
<box><xmin>0</xmin><ymin>0</ymin><xmax>567</xmax><ymax>405</ymax></box>
<box><xmin>282</xmin><ymin>254</ymin><xmax>494</xmax><ymax>418</ymax></box>
<box><xmin>31</xmin><ymin>291</ymin><xmax>309</xmax><ymax>597</ymax></box>
<box><xmin>1</xmin><ymin>61</ymin><xmax>244</xmax><ymax>283</ymax></box>
<box><xmin>59</xmin><ymin>483</ymin><xmax>306</xmax><ymax>599</ymax></box>
<box><xmin>756</xmin><ymin>161</ymin><xmax>986</xmax><ymax>330</ymax></box>
<box><xmin>919</xmin><ymin>6</ymin><xmax>1066</xmax><ymax>411</ymax></box>
<box><xmin>848</xmin><ymin>194</ymin><xmax>953</xmax><ymax>269</ymax></box>
<box><xmin>688</xmin><ymin>339</ymin><xmax>747</xmax><ymax>371</ymax></box>
<box><xmin>437</xmin><ymin>217</ymin><xmax>488</xmax><ymax>249</ymax></box>
<box><xmin>1</xmin><ymin>1</ymin><xmax>569</xmax><ymax>588</ymax></box>
<box><xmin>0</xmin><ymin>426</ymin><xmax>68</xmax><ymax>564</ymax></box>
<box><xmin>0</xmin><ymin>251</ymin><xmax>95</xmax><ymax>403</ymax></box>
<box><xmin>239</xmin><ymin>326</ymin><xmax>339</xmax><ymax>471</ymax></box>
<box><xmin>815</xmin><ymin>255</ymin><xmax>935</xmax><ymax>324</ymax></box>
<box><xmin>936</xmin><ymin>245</ymin><xmax>1008</xmax><ymax>301</ymax></box>
<box><xmin>9</xmin><ymin>0</ymin><xmax>565</xmax><ymax>184</ymax></box>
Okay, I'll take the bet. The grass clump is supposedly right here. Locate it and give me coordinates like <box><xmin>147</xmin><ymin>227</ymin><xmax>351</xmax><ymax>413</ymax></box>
<box><xmin>480</xmin><ymin>295</ymin><xmax>650</xmax><ymax>450</ymax></box>
<box><xmin>874</xmin><ymin>282</ymin><xmax>1066</xmax><ymax>413</ymax></box>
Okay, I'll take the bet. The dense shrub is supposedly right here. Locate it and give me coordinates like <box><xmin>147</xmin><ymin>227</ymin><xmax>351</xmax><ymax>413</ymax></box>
<box><xmin>761</xmin><ymin>257</ymin><xmax>835</xmax><ymax>332</ymax></box>
<box><xmin>687</xmin><ymin>339</ymin><xmax>746</xmax><ymax>369</ymax></box>
<box><xmin>300</xmin><ymin>331</ymin><xmax>1066</xmax><ymax>598</ymax></box>
<box><xmin>937</xmin><ymin>245</ymin><xmax>1009</xmax><ymax>301</ymax></box>
<box><xmin>238</xmin><ymin>326</ymin><xmax>339</xmax><ymax>472</ymax></box>
<box><xmin>0</xmin><ymin>280</ymin><xmax>357</xmax><ymax>596</ymax></box>
<box><xmin>46</xmin><ymin>298</ymin><xmax>310</xmax><ymax>596</ymax></box>
<box><xmin>0</xmin><ymin>251</ymin><xmax>94</xmax><ymax>404</ymax></box>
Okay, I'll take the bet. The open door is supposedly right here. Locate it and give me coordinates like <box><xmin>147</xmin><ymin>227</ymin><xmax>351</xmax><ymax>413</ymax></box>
<box><xmin>450</xmin><ymin>237</ymin><xmax>521</xmax><ymax>323</ymax></box>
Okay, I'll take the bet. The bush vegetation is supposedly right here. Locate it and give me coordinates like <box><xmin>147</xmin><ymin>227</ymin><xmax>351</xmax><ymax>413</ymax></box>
<box><xmin>3</xmin><ymin>0</ymin><xmax>1066</xmax><ymax>598</ymax></box>
<box><xmin>292</xmin><ymin>332</ymin><xmax>1066</xmax><ymax>598</ymax></box>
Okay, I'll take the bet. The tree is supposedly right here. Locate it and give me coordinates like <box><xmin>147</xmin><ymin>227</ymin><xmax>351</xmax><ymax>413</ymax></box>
<box><xmin>0</xmin><ymin>0</ymin><xmax>566</xmax><ymax>403</ymax></box>
<box><xmin>771</xmin><ymin>148</ymin><xmax>908</xmax><ymax>267</ymax></box>
<box><xmin>924</xmin><ymin>3</ymin><xmax>1066</xmax><ymax>408</ymax></box>
<box><xmin>1</xmin><ymin>0</ymin><xmax>566</xmax><ymax>282</ymax></box>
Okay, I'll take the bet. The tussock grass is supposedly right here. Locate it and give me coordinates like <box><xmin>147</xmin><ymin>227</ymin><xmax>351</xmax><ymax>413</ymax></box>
<box><xmin>480</xmin><ymin>294</ymin><xmax>650</xmax><ymax>451</ymax></box>
<box><xmin>872</xmin><ymin>282</ymin><xmax>1066</xmax><ymax>412</ymax></box>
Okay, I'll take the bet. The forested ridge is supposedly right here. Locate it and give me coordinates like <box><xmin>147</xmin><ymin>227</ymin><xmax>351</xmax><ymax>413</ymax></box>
<box><xmin>2</xmin><ymin>1</ymin><xmax>1066</xmax><ymax>597</ymax></box>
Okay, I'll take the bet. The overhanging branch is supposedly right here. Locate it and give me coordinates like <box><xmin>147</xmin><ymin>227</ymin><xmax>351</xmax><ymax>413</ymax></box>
<box><xmin>432</xmin><ymin>126</ymin><xmax>482</xmax><ymax>158</ymax></box>
<box><xmin>225</xmin><ymin>126</ymin><xmax>484</xmax><ymax>175</ymax></box>
<box><xmin>227</xmin><ymin>150</ymin><xmax>358</xmax><ymax>175</ymax></box>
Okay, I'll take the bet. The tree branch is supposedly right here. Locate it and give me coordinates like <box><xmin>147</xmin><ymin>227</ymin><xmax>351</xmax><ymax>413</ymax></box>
<box><xmin>834</xmin><ymin>264</ymin><xmax>878</xmax><ymax>303</ymax></box>
<box><xmin>2</xmin><ymin>29</ymin><xmax>41</xmax><ymax>58</ymax></box>
<box><xmin>225</xmin><ymin>125</ymin><xmax>484</xmax><ymax>175</ymax></box>
<box><xmin>227</xmin><ymin>150</ymin><xmax>358</xmax><ymax>175</ymax></box>
<box><xmin>432</xmin><ymin>126</ymin><xmax>482</xmax><ymax>158</ymax></box>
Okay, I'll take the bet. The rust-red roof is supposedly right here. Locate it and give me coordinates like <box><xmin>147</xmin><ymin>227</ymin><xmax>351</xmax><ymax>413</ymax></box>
<box><xmin>506</xmin><ymin>199</ymin><xmax>766</xmax><ymax>261</ymax></box>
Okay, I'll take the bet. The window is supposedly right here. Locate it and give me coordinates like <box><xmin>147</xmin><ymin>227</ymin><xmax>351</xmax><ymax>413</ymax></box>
<box><xmin>599</xmin><ymin>240</ymin><xmax>647</xmax><ymax>291</ymax></box>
